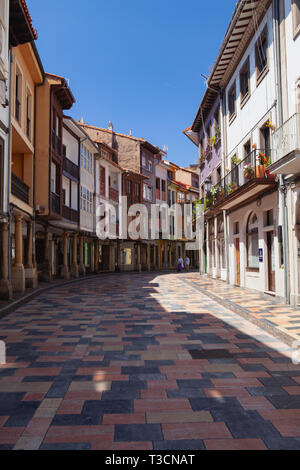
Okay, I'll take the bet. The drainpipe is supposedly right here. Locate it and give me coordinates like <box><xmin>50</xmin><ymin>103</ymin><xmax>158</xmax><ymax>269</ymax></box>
<box><xmin>274</xmin><ymin>0</ymin><xmax>290</xmax><ymax>303</ymax></box>
<box><xmin>6</xmin><ymin>48</ymin><xmax>13</xmax><ymax>283</ymax></box>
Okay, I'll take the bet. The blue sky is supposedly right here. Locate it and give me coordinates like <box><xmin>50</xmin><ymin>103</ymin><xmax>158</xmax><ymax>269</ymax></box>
<box><xmin>27</xmin><ymin>0</ymin><xmax>237</xmax><ymax>167</ymax></box>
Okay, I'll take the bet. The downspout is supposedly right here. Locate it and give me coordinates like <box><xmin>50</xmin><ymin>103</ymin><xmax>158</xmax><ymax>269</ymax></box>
<box><xmin>274</xmin><ymin>0</ymin><xmax>289</xmax><ymax>303</ymax></box>
<box><xmin>7</xmin><ymin>48</ymin><xmax>13</xmax><ymax>283</ymax></box>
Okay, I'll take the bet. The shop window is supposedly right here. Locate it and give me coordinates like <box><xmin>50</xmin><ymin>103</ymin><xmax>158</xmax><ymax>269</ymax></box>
<box><xmin>121</xmin><ymin>247</ymin><xmax>133</xmax><ymax>265</ymax></box>
<box><xmin>247</xmin><ymin>212</ymin><xmax>259</xmax><ymax>269</ymax></box>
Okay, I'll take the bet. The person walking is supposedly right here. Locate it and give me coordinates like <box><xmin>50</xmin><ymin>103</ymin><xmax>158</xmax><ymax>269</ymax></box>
<box><xmin>177</xmin><ymin>256</ymin><xmax>184</xmax><ymax>272</ymax></box>
<box><xmin>185</xmin><ymin>256</ymin><xmax>190</xmax><ymax>272</ymax></box>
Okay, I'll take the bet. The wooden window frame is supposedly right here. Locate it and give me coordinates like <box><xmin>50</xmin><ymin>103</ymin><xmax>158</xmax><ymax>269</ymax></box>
<box><xmin>292</xmin><ymin>0</ymin><xmax>300</xmax><ymax>39</ymax></box>
<box><xmin>240</xmin><ymin>57</ymin><xmax>250</xmax><ymax>107</ymax></box>
<box><xmin>228</xmin><ymin>82</ymin><xmax>236</xmax><ymax>124</ymax></box>
<box><xmin>255</xmin><ymin>26</ymin><xmax>269</xmax><ymax>86</ymax></box>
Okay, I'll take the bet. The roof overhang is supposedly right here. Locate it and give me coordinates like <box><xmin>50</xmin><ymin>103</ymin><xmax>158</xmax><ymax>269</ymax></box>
<box><xmin>268</xmin><ymin>150</ymin><xmax>300</xmax><ymax>176</ymax></box>
<box><xmin>9</xmin><ymin>0</ymin><xmax>37</xmax><ymax>47</ymax></box>
<box><xmin>48</xmin><ymin>74</ymin><xmax>75</xmax><ymax>110</ymax></box>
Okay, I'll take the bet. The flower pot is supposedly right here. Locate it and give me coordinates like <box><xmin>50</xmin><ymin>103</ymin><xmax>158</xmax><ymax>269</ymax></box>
<box><xmin>256</xmin><ymin>165</ymin><xmax>265</xmax><ymax>178</ymax></box>
<box><xmin>266</xmin><ymin>170</ymin><xmax>276</xmax><ymax>180</ymax></box>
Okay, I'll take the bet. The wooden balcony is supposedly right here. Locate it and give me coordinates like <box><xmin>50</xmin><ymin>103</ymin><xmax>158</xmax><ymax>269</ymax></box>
<box><xmin>63</xmin><ymin>157</ymin><xmax>79</xmax><ymax>180</ymax></box>
<box><xmin>11</xmin><ymin>173</ymin><xmax>29</xmax><ymax>204</ymax></box>
<box><xmin>62</xmin><ymin>205</ymin><xmax>79</xmax><ymax>223</ymax></box>
<box><xmin>109</xmin><ymin>187</ymin><xmax>119</xmax><ymax>202</ymax></box>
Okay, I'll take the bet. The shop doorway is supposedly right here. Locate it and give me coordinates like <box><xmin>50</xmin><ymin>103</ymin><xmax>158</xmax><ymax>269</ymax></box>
<box><xmin>267</xmin><ymin>232</ymin><xmax>275</xmax><ymax>292</ymax></box>
<box><xmin>235</xmin><ymin>238</ymin><xmax>240</xmax><ymax>286</ymax></box>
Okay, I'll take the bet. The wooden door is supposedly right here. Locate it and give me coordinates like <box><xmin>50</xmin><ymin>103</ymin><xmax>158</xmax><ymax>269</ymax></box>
<box><xmin>235</xmin><ymin>238</ymin><xmax>240</xmax><ymax>286</ymax></box>
<box><xmin>267</xmin><ymin>232</ymin><xmax>275</xmax><ymax>292</ymax></box>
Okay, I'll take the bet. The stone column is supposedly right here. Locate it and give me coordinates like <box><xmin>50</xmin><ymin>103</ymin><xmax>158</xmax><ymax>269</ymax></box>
<box><xmin>164</xmin><ymin>241</ymin><xmax>168</xmax><ymax>269</ymax></box>
<box><xmin>94</xmin><ymin>239</ymin><xmax>99</xmax><ymax>273</ymax></box>
<box><xmin>61</xmin><ymin>232</ymin><xmax>70</xmax><ymax>280</ymax></box>
<box><xmin>71</xmin><ymin>233</ymin><xmax>79</xmax><ymax>278</ymax></box>
<box><xmin>11</xmin><ymin>214</ymin><xmax>25</xmax><ymax>293</ymax></box>
<box><xmin>137</xmin><ymin>244</ymin><xmax>141</xmax><ymax>272</ymax></box>
<box><xmin>0</xmin><ymin>222</ymin><xmax>13</xmax><ymax>300</ymax></box>
<box><xmin>25</xmin><ymin>220</ymin><xmax>37</xmax><ymax>288</ymax></box>
<box><xmin>40</xmin><ymin>226</ymin><xmax>52</xmax><ymax>282</ymax></box>
<box><xmin>79</xmin><ymin>235</ymin><xmax>86</xmax><ymax>276</ymax></box>
<box><xmin>147</xmin><ymin>244</ymin><xmax>151</xmax><ymax>272</ymax></box>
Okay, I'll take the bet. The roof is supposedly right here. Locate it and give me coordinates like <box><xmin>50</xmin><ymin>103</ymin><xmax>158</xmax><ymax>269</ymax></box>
<box><xmin>46</xmin><ymin>73</ymin><xmax>75</xmax><ymax>110</ymax></box>
<box><xmin>78</xmin><ymin>122</ymin><xmax>162</xmax><ymax>156</ymax></box>
<box><xmin>189</xmin><ymin>0</ymin><xmax>272</xmax><ymax>134</ymax></box>
<box><xmin>9</xmin><ymin>0</ymin><xmax>38</xmax><ymax>46</ymax></box>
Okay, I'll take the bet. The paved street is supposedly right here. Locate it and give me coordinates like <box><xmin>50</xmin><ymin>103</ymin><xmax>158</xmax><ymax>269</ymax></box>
<box><xmin>0</xmin><ymin>272</ymin><xmax>300</xmax><ymax>450</ymax></box>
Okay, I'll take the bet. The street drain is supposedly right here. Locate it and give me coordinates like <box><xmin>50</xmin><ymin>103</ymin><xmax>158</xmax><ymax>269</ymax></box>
<box><xmin>189</xmin><ymin>349</ymin><xmax>233</xmax><ymax>359</ymax></box>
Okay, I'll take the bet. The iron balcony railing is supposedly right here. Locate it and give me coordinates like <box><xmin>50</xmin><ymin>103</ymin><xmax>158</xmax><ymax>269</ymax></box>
<box><xmin>272</xmin><ymin>113</ymin><xmax>300</xmax><ymax>163</ymax></box>
<box><xmin>202</xmin><ymin>149</ymin><xmax>275</xmax><ymax>211</ymax></box>
<box><xmin>11</xmin><ymin>173</ymin><xmax>29</xmax><ymax>204</ymax></box>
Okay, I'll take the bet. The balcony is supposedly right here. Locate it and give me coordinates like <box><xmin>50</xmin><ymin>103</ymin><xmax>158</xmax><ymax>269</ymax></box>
<box><xmin>109</xmin><ymin>187</ymin><xmax>119</xmax><ymax>202</ymax></box>
<box><xmin>51</xmin><ymin>192</ymin><xmax>60</xmax><ymax>214</ymax></box>
<box><xmin>202</xmin><ymin>149</ymin><xmax>278</xmax><ymax>213</ymax></box>
<box><xmin>270</xmin><ymin>113</ymin><xmax>300</xmax><ymax>175</ymax></box>
<box><xmin>156</xmin><ymin>188</ymin><xmax>161</xmax><ymax>200</ymax></box>
<box><xmin>11</xmin><ymin>173</ymin><xmax>29</xmax><ymax>204</ymax></box>
<box><xmin>62</xmin><ymin>205</ymin><xmax>79</xmax><ymax>223</ymax></box>
<box><xmin>63</xmin><ymin>157</ymin><xmax>79</xmax><ymax>180</ymax></box>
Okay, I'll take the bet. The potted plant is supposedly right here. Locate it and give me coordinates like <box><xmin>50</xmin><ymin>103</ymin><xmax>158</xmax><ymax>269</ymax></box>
<box><xmin>252</xmin><ymin>143</ymin><xmax>257</xmax><ymax>150</ymax></box>
<box><xmin>256</xmin><ymin>152</ymin><xmax>267</xmax><ymax>178</ymax></box>
<box><xmin>231</xmin><ymin>155</ymin><xmax>241</xmax><ymax>166</ymax></box>
<box><xmin>266</xmin><ymin>120</ymin><xmax>276</xmax><ymax>131</ymax></box>
<box><xmin>265</xmin><ymin>156</ymin><xmax>276</xmax><ymax>180</ymax></box>
<box><xmin>244</xmin><ymin>163</ymin><xmax>254</xmax><ymax>180</ymax></box>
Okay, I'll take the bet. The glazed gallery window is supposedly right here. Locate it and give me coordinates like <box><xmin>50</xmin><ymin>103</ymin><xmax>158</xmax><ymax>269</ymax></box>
<box><xmin>293</xmin><ymin>0</ymin><xmax>300</xmax><ymax>38</ymax></box>
<box><xmin>80</xmin><ymin>186</ymin><xmax>93</xmax><ymax>213</ymax></box>
<box><xmin>143</xmin><ymin>184</ymin><xmax>152</xmax><ymax>201</ymax></box>
<box><xmin>255</xmin><ymin>27</ymin><xmax>268</xmax><ymax>80</ymax></box>
<box><xmin>81</xmin><ymin>145</ymin><xmax>93</xmax><ymax>173</ymax></box>
<box><xmin>247</xmin><ymin>212</ymin><xmax>259</xmax><ymax>269</ymax></box>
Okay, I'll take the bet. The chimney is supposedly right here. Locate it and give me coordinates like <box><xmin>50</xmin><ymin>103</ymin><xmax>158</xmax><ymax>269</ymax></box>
<box><xmin>108</xmin><ymin>121</ymin><xmax>113</xmax><ymax>131</ymax></box>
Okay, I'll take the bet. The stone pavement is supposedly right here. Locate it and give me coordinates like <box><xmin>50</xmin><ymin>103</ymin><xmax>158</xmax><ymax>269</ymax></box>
<box><xmin>185</xmin><ymin>274</ymin><xmax>300</xmax><ymax>346</ymax></box>
<box><xmin>0</xmin><ymin>272</ymin><xmax>300</xmax><ymax>450</ymax></box>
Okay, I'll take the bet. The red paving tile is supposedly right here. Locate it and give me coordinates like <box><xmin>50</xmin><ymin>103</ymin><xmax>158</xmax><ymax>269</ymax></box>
<box><xmin>162</xmin><ymin>422</ymin><xmax>232</xmax><ymax>440</ymax></box>
<box><xmin>204</xmin><ymin>439</ymin><xmax>267</xmax><ymax>450</ymax></box>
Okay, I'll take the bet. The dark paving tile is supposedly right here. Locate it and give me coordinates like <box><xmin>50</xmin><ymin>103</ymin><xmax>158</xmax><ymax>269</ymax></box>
<box><xmin>167</xmin><ymin>389</ymin><xmax>206</xmax><ymax>399</ymax></box>
<box><xmin>101</xmin><ymin>390</ymin><xmax>140</xmax><ymax>400</ymax></box>
<box><xmin>226</xmin><ymin>418</ymin><xmax>282</xmax><ymax>440</ymax></box>
<box><xmin>247</xmin><ymin>387</ymin><xmax>289</xmax><ymax>397</ymax></box>
<box><xmin>266</xmin><ymin>395</ymin><xmax>300</xmax><ymax>409</ymax></box>
<box><xmin>115</xmin><ymin>424</ymin><xmax>163</xmax><ymax>442</ymax></box>
<box><xmin>51</xmin><ymin>414</ymin><xmax>102</xmax><ymax>426</ymax></box>
<box><xmin>40</xmin><ymin>442</ymin><xmax>92</xmax><ymax>450</ymax></box>
<box><xmin>82</xmin><ymin>400</ymin><xmax>133</xmax><ymax>415</ymax></box>
<box><xmin>190</xmin><ymin>396</ymin><xmax>245</xmax><ymax>413</ymax></box>
<box><xmin>259</xmin><ymin>376</ymin><xmax>298</xmax><ymax>387</ymax></box>
<box><xmin>177</xmin><ymin>379</ymin><xmax>213</xmax><ymax>389</ymax></box>
<box><xmin>111</xmin><ymin>381</ymin><xmax>147</xmax><ymax>391</ymax></box>
<box><xmin>263</xmin><ymin>438</ymin><xmax>300</xmax><ymax>450</ymax></box>
<box><xmin>4</xmin><ymin>402</ymin><xmax>40</xmax><ymax>427</ymax></box>
<box><xmin>153</xmin><ymin>440</ymin><xmax>205</xmax><ymax>450</ymax></box>
<box><xmin>22</xmin><ymin>376</ymin><xmax>56</xmax><ymax>383</ymax></box>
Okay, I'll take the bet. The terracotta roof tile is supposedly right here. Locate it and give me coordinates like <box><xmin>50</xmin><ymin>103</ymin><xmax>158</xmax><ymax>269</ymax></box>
<box><xmin>20</xmin><ymin>0</ymin><xmax>38</xmax><ymax>40</ymax></box>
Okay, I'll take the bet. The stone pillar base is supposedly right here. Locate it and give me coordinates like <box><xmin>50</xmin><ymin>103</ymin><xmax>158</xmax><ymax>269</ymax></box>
<box><xmin>39</xmin><ymin>262</ymin><xmax>52</xmax><ymax>283</ymax></box>
<box><xmin>79</xmin><ymin>264</ymin><xmax>86</xmax><ymax>276</ymax></box>
<box><xmin>71</xmin><ymin>264</ymin><xmax>79</xmax><ymax>278</ymax></box>
<box><xmin>12</xmin><ymin>265</ymin><xmax>25</xmax><ymax>293</ymax></box>
<box><xmin>61</xmin><ymin>266</ymin><xmax>70</xmax><ymax>280</ymax></box>
<box><xmin>25</xmin><ymin>267</ymin><xmax>38</xmax><ymax>289</ymax></box>
<box><xmin>0</xmin><ymin>279</ymin><xmax>13</xmax><ymax>300</ymax></box>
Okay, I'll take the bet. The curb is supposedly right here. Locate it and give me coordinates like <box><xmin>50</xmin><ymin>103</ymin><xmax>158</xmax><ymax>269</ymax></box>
<box><xmin>183</xmin><ymin>278</ymin><xmax>298</xmax><ymax>347</ymax></box>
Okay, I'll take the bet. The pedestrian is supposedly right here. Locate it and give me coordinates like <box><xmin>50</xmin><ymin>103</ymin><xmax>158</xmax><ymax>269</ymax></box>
<box><xmin>177</xmin><ymin>256</ymin><xmax>184</xmax><ymax>272</ymax></box>
<box><xmin>185</xmin><ymin>256</ymin><xmax>190</xmax><ymax>272</ymax></box>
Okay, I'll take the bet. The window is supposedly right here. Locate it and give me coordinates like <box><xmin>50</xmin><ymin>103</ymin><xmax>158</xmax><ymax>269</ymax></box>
<box><xmin>228</xmin><ymin>82</ymin><xmax>236</xmax><ymax>121</ymax></box>
<box><xmin>161</xmin><ymin>180</ymin><xmax>166</xmax><ymax>200</ymax></box>
<box><xmin>292</xmin><ymin>0</ymin><xmax>300</xmax><ymax>38</ymax></box>
<box><xmin>148</xmin><ymin>161</ymin><xmax>153</xmax><ymax>172</ymax></box>
<box><xmin>80</xmin><ymin>186</ymin><xmax>93</xmax><ymax>213</ymax></box>
<box><xmin>264</xmin><ymin>209</ymin><xmax>274</xmax><ymax>227</ymax></box>
<box><xmin>261</xmin><ymin>125</ymin><xmax>271</xmax><ymax>153</ymax></box>
<box><xmin>244</xmin><ymin>140</ymin><xmax>251</xmax><ymax>158</ymax></box>
<box><xmin>216</xmin><ymin>166</ymin><xmax>221</xmax><ymax>183</ymax></box>
<box><xmin>240</xmin><ymin>57</ymin><xmax>250</xmax><ymax>103</ymax></box>
<box><xmin>255</xmin><ymin>27</ymin><xmax>268</xmax><ymax>82</ymax></box>
<box><xmin>26</xmin><ymin>90</ymin><xmax>32</xmax><ymax>140</ymax></box>
<box><xmin>143</xmin><ymin>184</ymin><xmax>152</xmax><ymax>201</ymax></box>
<box><xmin>177</xmin><ymin>192</ymin><xmax>185</xmax><ymax>204</ymax></box>
<box><xmin>81</xmin><ymin>145</ymin><xmax>93</xmax><ymax>173</ymax></box>
<box><xmin>192</xmin><ymin>176</ymin><xmax>199</xmax><ymax>188</ymax></box>
<box><xmin>134</xmin><ymin>183</ymin><xmax>140</xmax><ymax>203</ymax></box>
<box><xmin>247</xmin><ymin>212</ymin><xmax>259</xmax><ymax>269</ymax></box>
<box><xmin>15</xmin><ymin>69</ymin><xmax>21</xmax><ymax>123</ymax></box>
<box><xmin>156</xmin><ymin>178</ymin><xmax>160</xmax><ymax>199</ymax></box>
